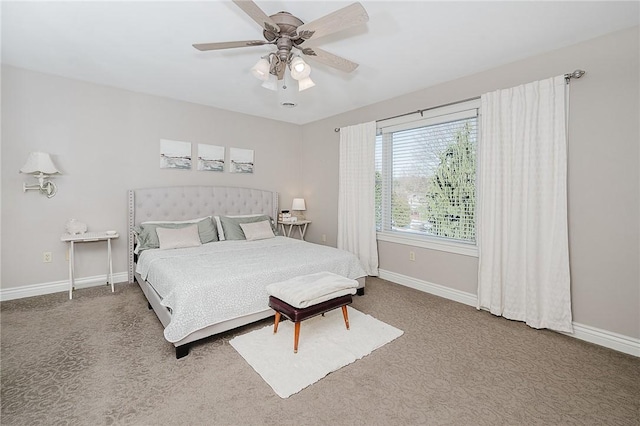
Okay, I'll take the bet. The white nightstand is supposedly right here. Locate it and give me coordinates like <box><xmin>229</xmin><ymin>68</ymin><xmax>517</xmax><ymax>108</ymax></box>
<box><xmin>278</xmin><ymin>220</ymin><xmax>311</xmax><ymax>241</ymax></box>
<box><xmin>61</xmin><ymin>231</ymin><xmax>119</xmax><ymax>300</ymax></box>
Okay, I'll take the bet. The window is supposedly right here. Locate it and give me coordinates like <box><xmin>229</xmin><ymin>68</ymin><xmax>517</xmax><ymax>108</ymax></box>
<box><xmin>375</xmin><ymin>100</ymin><xmax>479</xmax><ymax>254</ymax></box>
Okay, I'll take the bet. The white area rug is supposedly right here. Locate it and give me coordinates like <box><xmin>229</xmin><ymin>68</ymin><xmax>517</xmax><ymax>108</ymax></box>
<box><xmin>230</xmin><ymin>307</ymin><xmax>403</xmax><ymax>398</ymax></box>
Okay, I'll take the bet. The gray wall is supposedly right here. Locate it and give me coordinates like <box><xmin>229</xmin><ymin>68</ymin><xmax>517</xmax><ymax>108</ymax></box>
<box><xmin>300</xmin><ymin>27</ymin><xmax>639</xmax><ymax>339</ymax></box>
<box><xmin>2</xmin><ymin>27</ymin><xmax>638</xmax><ymax>340</ymax></box>
<box><xmin>1</xmin><ymin>65</ymin><xmax>302</xmax><ymax>289</ymax></box>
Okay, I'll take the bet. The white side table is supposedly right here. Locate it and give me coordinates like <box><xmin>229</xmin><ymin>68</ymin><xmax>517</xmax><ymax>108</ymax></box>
<box><xmin>61</xmin><ymin>231</ymin><xmax>119</xmax><ymax>300</ymax></box>
<box><xmin>278</xmin><ymin>220</ymin><xmax>311</xmax><ymax>241</ymax></box>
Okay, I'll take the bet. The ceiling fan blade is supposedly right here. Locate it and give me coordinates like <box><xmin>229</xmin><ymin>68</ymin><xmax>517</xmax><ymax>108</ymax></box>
<box><xmin>296</xmin><ymin>2</ymin><xmax>369</xmax><ymax>42</ymax></box>
<box><xmin>232</xmin><ymin>0</ymin><xmax>280</xmax><ymax>35</ymax></box>
<box><xmin>192</xmin><ymin>40</ymin><xmax>268</xmax><ymax>51</ymax></box>
<box><xmin>299</xmin><ymin>46</ymin><xmax>359</xmax><ymax>73</ymax></box>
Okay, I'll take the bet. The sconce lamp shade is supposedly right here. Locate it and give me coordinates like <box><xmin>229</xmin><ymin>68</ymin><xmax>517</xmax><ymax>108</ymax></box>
<box><xmin>292</xmin><ymin>198</ymin><xmax>306</xmax><ymax>211</ymax></box>
<box><xmin>20</xmin><ymin>152</ymin><xmax>61</xmax><ymax>198</ymax></box>
<box><xmin>20</xmin><ymin>152</ymin><xmax>60</xmax><ymax>175</ymax></box>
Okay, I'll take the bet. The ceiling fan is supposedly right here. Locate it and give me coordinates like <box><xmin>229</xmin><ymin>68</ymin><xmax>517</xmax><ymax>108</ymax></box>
<box><xmin>193</xmin><ymin>1</ymin><xmax>369</xmax><ymax>90</ymax></box>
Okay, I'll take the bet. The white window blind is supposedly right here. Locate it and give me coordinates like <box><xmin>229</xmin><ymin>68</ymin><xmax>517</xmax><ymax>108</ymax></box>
<box><xmin>375</xmin><ymin>104</ymin><xmax>478</xmax><ymax>246</ymax></box>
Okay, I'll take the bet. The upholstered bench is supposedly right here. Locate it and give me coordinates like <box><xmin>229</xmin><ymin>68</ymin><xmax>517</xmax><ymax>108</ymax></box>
<box><xmin>265</xmin><ymin>272</ymin><xmax>359</xmax><ymax>353</ymax></box>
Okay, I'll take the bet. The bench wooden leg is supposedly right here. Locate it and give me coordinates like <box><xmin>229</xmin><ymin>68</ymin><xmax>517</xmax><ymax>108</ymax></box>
<box><xmin>294</xmin><ymin>321</ymin><xmax>301</xmax><ymax>353</ymax></box>
<box><xmin>273</xmin><ymin>311</ymin><xmax>281</xmax><ymax>334</ymax></box>
<box><xmin>342</xmin><ymin>305</ymin><xmax>350</xmax><ymax>330</ymax></box>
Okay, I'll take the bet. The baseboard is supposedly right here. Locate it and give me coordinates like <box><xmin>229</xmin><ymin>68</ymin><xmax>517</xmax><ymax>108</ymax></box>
<box><xmin>378</xmin><ymin>269</ymin><xmax>640</xmax><ymax>357</ymax></box>
<box><xmin>562</xmin><ymin>323</ymin><xmax>640</xmax><ymax>357</ymax></box>
<box><xmin>0</xmin><ymin>272</ymin><xmax>128</xmax><ymax>301</ymax></box>
<box><xmin>378</xmin><ymin>269</ymin><xmax>477</xmax><ymax>307</ymax></box>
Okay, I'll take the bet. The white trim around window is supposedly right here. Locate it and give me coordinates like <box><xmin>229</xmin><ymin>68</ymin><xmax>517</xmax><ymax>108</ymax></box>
<box><xmin>377</xmin><ymin>231</ymin><xmax>478</xmax><ymax>257</ymax></box>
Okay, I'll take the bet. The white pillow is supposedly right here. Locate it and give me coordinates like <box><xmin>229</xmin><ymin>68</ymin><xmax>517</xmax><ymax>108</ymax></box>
<box><xmin>156</xmin><ymin>224</ymin><xmax>202</xmax><ymax>250</ymax></box>
<box><xmin>240</xmin><ymin>220</ymin><xmax>275</xmax><ymax>241</ymax></box>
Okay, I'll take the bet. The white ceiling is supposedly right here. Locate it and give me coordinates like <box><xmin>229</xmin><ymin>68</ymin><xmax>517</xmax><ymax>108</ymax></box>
<box><xmin>2</xmin><ymin>1</ymin><xmax>638</xmax><ymax>125</ymax></box>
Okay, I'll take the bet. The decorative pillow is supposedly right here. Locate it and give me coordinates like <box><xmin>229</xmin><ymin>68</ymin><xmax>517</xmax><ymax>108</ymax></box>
<box><xmin>240</xmin><ymin>220</ymin><xmax>275</xmax><ymax>241</ymax></box>
<box><xmin>219</xmin><ymin>215</ymin><xmax>273</xmax><ymax>240</ymax></box>
<box><xmin>135</xmin><ymin>217</ymin><xmax>217</xmax><ymax>251</ymax></box>
<box><xmin>156</xmin><ymin>224</ymin><xmax>202</xmax><ymax>250</ymax></box>
<box><xmin>215</xmin><ymin>214</ymin><xmax>275</xmax><ymax>241</ymax></box>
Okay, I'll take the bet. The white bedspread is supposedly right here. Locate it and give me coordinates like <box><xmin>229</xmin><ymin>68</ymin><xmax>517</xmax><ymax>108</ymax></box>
<box><xmin>135</xmin><ymin>237</ymin><xmax>366</xmax><ymax>343</ymax></box>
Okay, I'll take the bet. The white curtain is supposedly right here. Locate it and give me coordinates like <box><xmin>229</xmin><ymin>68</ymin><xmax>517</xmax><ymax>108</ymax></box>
<box><xmin>477</xmin><ymin>75</ymin><xmax>573</xmax><ymax>333</ymax></box>
<box><xmin>338</xmin><ymin>121</ymin><xmax>379</xmax><ymax>276</ymax></box>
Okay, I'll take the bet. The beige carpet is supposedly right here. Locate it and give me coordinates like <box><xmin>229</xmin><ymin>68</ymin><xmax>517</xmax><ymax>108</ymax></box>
<box><xmin>1</xmin><ymin>277</ymin><xmax>639</xmax><ymax>425</ymax></box>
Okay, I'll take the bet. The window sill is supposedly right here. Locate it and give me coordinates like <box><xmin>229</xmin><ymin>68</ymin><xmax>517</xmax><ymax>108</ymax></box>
<box><xmin>376</xmin><ymin>232</ymin><xmax>478</xmax><ymax>257</ymax></box>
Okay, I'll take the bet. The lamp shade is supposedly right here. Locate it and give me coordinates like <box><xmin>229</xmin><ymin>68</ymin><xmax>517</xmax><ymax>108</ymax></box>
<box><xmin>290</xmin><ymin>57</ymin><xmax>311</xmax><ymax>80</ymax></box>
<box><xmin>292</xmin><ymin>198</ymin><xmax>306</xmax><ymax>211</ymax></box>
<box><xmin>20</xmin><ymin>152</ymin><xmax>60</xmax><ymax>174</ymax></box>
<box><xmin>298</xmin><ymin>76</ymin><xmax>315</xmax><ymax>91</ymax></box>
<box><xmin>261</xmin><ymin>74</ymin><xmax>278</xmax><ymax>91</ymax></box>
<box><xmin>251</xmin><ymin>58</ymin><xmax>271</xmax><ymax>81</ymax></box>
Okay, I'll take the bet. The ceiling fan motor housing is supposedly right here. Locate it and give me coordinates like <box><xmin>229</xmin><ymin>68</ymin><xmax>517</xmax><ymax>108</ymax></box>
<box><xmin>263</xmin><ymin>11</ymin><xmax>305</xmax><ymax>46</ymax></box>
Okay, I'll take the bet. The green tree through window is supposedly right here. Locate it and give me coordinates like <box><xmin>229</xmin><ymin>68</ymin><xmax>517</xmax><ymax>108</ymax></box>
<box><xmin>424</xmin><ymin>123</ymin><xmax>476</xmax><ymax>241</ymax></box>
<box><xmin>375</xmin><ymin>108</ymin><xmax>477</xmax><ymax>244</ymax></box>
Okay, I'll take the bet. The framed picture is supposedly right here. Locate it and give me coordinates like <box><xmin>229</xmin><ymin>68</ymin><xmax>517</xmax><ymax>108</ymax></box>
<box><xmin>160</xmin><ymin>139</ymin><xmax>192</xmax><ymax>170</ymax></box>
<box><xmin>229</xmin><ymin>148</ymin><xmax>254</xmax><ymax>174</ymax></box>
<box><xmin>197</xmin><ymin>144</ymin><xmax>225</xmax><ymax>172</ymax></box>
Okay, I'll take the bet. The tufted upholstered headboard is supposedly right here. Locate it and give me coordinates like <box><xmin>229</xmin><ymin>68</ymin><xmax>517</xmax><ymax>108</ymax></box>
<box><xmin>127</xmin><ymin>186</ymin><xmax>278</xmax><ymax>283</ymax></box>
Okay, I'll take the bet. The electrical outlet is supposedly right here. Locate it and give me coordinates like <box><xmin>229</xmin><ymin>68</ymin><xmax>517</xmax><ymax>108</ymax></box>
<box><xmin>43</xmin><ymin>252</ymin><xmax>52</xmax><ymax>263</ymax></box>
<box><xmin>322</xmin><ymin>234</ymin><xmax>327</xmax><ymax>243</ymax></box>
<box><xmin>409</xmin><ymin>251</ymin><xmax>415</xmax><ymax>261</ymax></box>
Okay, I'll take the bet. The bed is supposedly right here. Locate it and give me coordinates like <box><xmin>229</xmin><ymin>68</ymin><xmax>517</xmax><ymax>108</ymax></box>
<box><xmin>128</xmin><ymin>186</ymin><xmax>366</xmax><ymax>358</ymax></box>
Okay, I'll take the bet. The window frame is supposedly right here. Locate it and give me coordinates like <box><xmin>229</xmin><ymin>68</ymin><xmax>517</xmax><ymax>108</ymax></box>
<box><xmin>375</xmin><ymin>99</ymin><xmax>481</xmax><ymax>258</ymax></box>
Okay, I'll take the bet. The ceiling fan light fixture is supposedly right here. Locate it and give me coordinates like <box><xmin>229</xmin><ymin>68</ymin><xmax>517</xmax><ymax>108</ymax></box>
<box><xmin>251</xmin><ymin>57</ymin><xmax>271</xmax><ymax>81</ymax></box>
<box><xmin>290</xmin><ymin>56</ymin><xmax>311</xmax><ymax>80</ymax></box>
<box><xmin>193</xmin><ymin>1</ymin><xmax>369</xmax><ymax>100</ymax></box>
<box><xmin>298</xmin><ymin>76</ymin><xmax>315</xmax><ymax>91</ymax></box>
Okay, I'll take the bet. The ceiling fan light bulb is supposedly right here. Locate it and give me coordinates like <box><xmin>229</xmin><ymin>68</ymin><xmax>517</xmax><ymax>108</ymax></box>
<box><xmin>293</xmin><ymin>60</ymin><xmax>306</xmax><ymax>72</ymax></box>
<box><xmin>298</xmin><ymin>76</ymin><xmax>315</xmax><ymax>91</ymax></box>
<box><xmin>251</xmin><ymin>58</ymin><xmax>271</xmax><ymax>81</ymax></box>
<box><xmin>290</xmin><ymin>57</ymin><xmax>311</xmax><ymax>80</ymax></box>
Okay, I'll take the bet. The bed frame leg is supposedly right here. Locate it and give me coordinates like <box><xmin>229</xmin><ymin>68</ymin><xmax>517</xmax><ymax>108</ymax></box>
<box><xmin>175</xmin><ymin>344</ymin><xmax>190</xmax><ymax>359</ymax></box>
<box><xmin>356</xmin><ymin>287</ymin><xmax>365</xmax><ymax>296</ymax></box>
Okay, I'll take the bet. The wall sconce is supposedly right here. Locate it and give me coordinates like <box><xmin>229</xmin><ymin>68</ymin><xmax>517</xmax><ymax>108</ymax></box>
<box><xmin>20</xmin><ymin>152</ymin><xmax>61</xmax><ymax>198</ymax></box>
<box><xmin>291</xmin><ymin>198</ymin><xmax>306</xmax><ymax>220</ymax></box>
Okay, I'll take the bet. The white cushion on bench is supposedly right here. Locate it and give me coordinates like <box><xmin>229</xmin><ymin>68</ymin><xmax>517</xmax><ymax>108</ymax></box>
<box><xmin>266</xmin><ymin>271</ymin><xmax>358</xmax><ymax>309</ymax></box>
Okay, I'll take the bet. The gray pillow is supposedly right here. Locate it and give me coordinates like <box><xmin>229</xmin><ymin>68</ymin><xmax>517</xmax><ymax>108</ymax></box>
<box><xmin>135</xmin><ymin>217</ymin><xmax>218</xmax><ymax>251</ymax></box>
<box><xmin>219</xmin><ymin>215</ymin><xmax>274</xmax><ymax>240</ymax></box>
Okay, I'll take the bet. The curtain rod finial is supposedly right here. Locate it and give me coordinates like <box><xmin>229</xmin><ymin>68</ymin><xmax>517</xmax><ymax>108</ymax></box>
<box><xmin>572</xmin><ymin>69</ymin><xmax>586</xmax><ymax>79</ymax></box>
<box><xmin>565</xmin><ymin>69</ymin><xmax>586</xmax><ymax>82</ymax></box>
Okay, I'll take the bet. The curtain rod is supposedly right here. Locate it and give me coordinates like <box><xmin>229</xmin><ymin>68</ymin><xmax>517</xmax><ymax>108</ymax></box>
<box><xmin>334</xmin><ymin>69</ymin><xmax>586</xmax><ymax>132</ymax></box>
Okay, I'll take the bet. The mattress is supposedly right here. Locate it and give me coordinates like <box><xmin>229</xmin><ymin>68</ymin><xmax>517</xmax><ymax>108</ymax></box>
<box><xmin>135</xmin><ymin>236</ymin><xmax>366</xmax><ymax>342</ymax></box>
